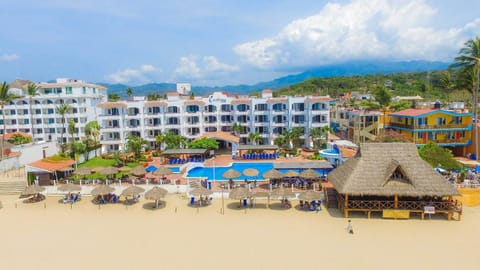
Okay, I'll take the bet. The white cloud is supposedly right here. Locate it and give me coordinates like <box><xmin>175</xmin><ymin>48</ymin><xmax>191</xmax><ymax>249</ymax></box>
<box><xmin>105</xmin><ymin>64</ymin><xmax>158</xmax><ymax>84</ymax></box>
<box><xmin>234</xmin><ymin>0</ymin><xmax>480</xmax><ymax>69</ymax></box>
<box><xmin>175</xmin><ymin>55</ymin><xmax>239</xmax><ymax>81</ymax></box>
<box><xmin>0</xmin><ymin>54</ymin><xmax>19</xmax><ymax>62</ymax></box>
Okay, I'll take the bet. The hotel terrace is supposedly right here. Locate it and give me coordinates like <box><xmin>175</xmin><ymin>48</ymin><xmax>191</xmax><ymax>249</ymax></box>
<box><xmin>97</xmin><ymin>88</ymin><xmax>331</xmax><ymax>153</ymax></box>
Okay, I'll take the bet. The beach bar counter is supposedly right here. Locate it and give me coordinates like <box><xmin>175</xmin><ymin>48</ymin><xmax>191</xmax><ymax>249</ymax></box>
<box><xmin>327</xmin><ymin>143</ymin><xmax>462</xmax><ymax>220</ymax></box>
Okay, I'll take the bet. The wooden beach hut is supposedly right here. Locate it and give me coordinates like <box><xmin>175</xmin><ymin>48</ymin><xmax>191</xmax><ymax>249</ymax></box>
<box><xmin>327</xmin><ymin>143</ymin><xmax>462</xmax><ymax>220</ymax></box>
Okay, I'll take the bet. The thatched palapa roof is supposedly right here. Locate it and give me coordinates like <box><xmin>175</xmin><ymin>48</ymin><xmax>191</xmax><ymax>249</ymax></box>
<box><xmin>328</xmin><ymin>143</ymin><xmax>459</xmax><ymax>197</ymax></box>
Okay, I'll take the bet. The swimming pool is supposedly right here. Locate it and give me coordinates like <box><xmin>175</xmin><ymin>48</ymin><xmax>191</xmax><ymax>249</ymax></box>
<box><xmin>168</xmin><ymin>167</ymin><xmax>181</xmax><ymax>173</ymax></box>
<box><xmin>187</xmin><ymin>162</ymin><xmax>329</xmax><ymax>181</ymax></box>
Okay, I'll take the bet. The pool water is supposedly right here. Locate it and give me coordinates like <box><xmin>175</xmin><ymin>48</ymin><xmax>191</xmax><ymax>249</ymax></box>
<box><xmin>168</xmin><ymin>167</ymin><xmax>181</xmax><ymax>173</ymax></box>
<box><xmin>187</xmin><ymin>162</ymin><xmax>329</xmax><ymax>181</ymax></box>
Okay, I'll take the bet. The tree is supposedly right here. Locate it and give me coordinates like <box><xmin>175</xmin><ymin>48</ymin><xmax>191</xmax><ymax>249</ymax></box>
<box><xmin>24</xmin><ymin>82</ymin><xmax>39</xmax><ymax>141</ymax></box>
<box><xmin>389</xmin><ymin>100</ymin><xmax>412</xmax><ymax>112</ymax></box>
<box><xmin>309</xmin><ymin>126</ymin><xmax>330</xmax><ymax>149</ymax></box>
<box><xmin>10</xmin><ymin>133</ymin><xmax>32</xmax><ymax>145</ymax></box>
<box><xmin>56</xmin><ymin>104</ymin><xmax>72</xmax><ymax>152</ymax></box>
<box><xmin>147</xmin><ymin>93</ymin><xmax>161</xmax><ymax>101</ymax></box>
<box><xmin>0</xmin><ymin>82</ymin><xmax>16</xmax><ymax>160</ymax></box>
<box><xmin>155</xmin><ymin>132</ymin><xmax>165</xmax><ymax>152</ymax></box>
<box><xmin>274</xmin><ymin>136</ymin><xmax>287</xmax><ymax>148</ymax></box>
<box><xmin>164</xmin><ymin>132</ymin><xmax>188</xmax><ymax>149</ymax></box>
<box><xmin>188</xmin><ymin>137</ymin><xmax>219</xmax><ymax>149</ymax></box>
<box><xmin>374</xmin><ymin>130</ymin><xmax>410</xmax><ymax>143</ymax></box>
<box><xmin>281</xmin><ymin>128</ymin><xmax>303</xmax><ymax>149</ymax></box>
<box><xmin>373</xmin><ymin>86</ymin><xmax>392</xmax><ymax>134</ymax></box>
<box><xmin>248</xmin><ymin>132</ymin><xmax>262</xmax><ymax>145</ymax></box>
<box><xmin>231</xmin><ymin>122</ymin><xmax>244</xmax><ymax>136</ymax></box>
<box><xmin>452</xmin><ymin>37</ymin><xmax>480</xmax><ymax>160</ymax></box>
<box><xmin>418</xmin><ymin>141</ymin><xmax>461</xmax><ymax>170</ymax></box>
<box><xmin>126</xmin><ymin>87</ymin><xmax>134</xmax><ymax>98</ymax></box>
<box><xmin>108</xmin><ymin>93</ymin><xmax>120</xmax><ymax>102</ymax></box>
<box><xmin>126</xmin><ymin>135</ymin><xmax>147</xmax><ymax>159</ymax></box>
<box><xmin>85</xmin><ymin>121</ymin><xmax>100</xmax><ymax>156</ymax></box>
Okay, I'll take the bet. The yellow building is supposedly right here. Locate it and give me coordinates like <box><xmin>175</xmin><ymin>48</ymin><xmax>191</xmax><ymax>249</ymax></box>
<box><xmin>386</xmin><ymin>109</ymin><xmax>473</xmax><ymax>154</ymax></box>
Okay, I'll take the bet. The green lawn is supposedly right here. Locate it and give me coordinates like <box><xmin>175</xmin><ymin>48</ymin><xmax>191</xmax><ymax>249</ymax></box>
<box><xmin>78</xmin><ymin>157</ymin><xmax>116</xmax><ymax>168</ymax></box>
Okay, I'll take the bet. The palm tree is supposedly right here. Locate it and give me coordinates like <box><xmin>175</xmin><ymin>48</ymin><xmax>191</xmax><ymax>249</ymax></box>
<box><xmin>155</xmin><ymin>132</ymin><xmax>164</xmax><ymax>152</ymax></box>
<box><xmin>24</xmin><ymin>82</ymin><xmax>39</xmax><ymax>141</ymax></box>
<box><xmin>248</xmin><ymin>132</ymin><xmax>262</xmax><ymax>145</ymax></box>
<box><xmin>231</xmin><ymin>122</ymin><xmax>243</xmax><ymax>136</ymax></box>
<box><xmin>126</xmin><ymin>87</ymin><xmax>134</xmax><ymax>98</ymax></box>
<box><xmin>452</xmin><ymin>37</ymin><xmax>480</xmax><ymax>160</ymax></box>
<box><xmin>85</xmin><ymin>120</ymin><xmax>100</xmax><ymax>156</ymax></box>
<box><xmin>309</xmin><ymin>126</ymin><xmax>330</xmax><ymax>149</ymax></box>
<box><xmin>56</xmin><ymin>103</ymin><xmax>72</xmax><ymax>152</ymax></box>
<box><xmin>0</xmin><ymin>82</ymin><xmax>15</xmax><ymax>160</ymax></box>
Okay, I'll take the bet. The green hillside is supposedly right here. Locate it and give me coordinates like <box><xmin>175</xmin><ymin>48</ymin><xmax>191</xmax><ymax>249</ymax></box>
<box><xmin>273</xmin><ymin>70</ymin><xmax>471</xmax><ymax>104</ymax></box>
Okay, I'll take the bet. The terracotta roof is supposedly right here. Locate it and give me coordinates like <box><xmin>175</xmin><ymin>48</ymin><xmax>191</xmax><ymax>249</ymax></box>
<box><xmin>200</xmin><ymin>131</ymin><xmax>240</xmax><ymax>143</ymax></box>
<box><xmin>339</xmin><ymin>147</ymin><xmax>357</xmax><ymax>158</ymax></box>
<box><xmin>97</xmin><ymin>102</ymin><xmax>127</xmax><ymax>108</ymax></box>
<box><xmin>167</xmin><ymin>92</ymin><xmax>179</xmax><ymax>96</ymax></box>
<box><xmin>185</xmin><ymin>100</ymin><xmax>206</xmax><ymax>106</ymax></box>
<box><xmin>389</xmin><ymin>109</ymin><xmax>435</xmax><ymax>117</ymax></box>
<box><xmin>231</xmin><ymin>99</ymin><xmax>250</xmax><ymax>104</ymax></box>
<box><xmin>145</xmin><ymin>101</ymin><xmax>167</xmax><ymax>107</ymax></box>
<box><xmin>262</xmin><ymin>89</ymin><xmax>272</xmax><ymax>93</ymax></box>
<box><xmin>305</xmin><ymin>96</ymin><xmax>333</xmax><ymax>102</ymax></box>
<box><xmin>28</xmin><ymin>158</ymin><xmax>76</xmax><ymax>172</ymax></box>
<box><xmin>267</xmin><ymin>98</ymin><xmax>287</xmax><ymax>104</ymax></box>
<box><xmin>37</xmin><ymin>82</ymin><xmax>106</xmax><ymax>90</ymax></box>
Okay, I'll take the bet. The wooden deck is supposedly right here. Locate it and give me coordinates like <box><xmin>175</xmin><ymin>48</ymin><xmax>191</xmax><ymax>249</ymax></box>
<box><xmin>336</xmin><ymin>194</ymin><xmax>462</xmax><ymax>220</ymax></box>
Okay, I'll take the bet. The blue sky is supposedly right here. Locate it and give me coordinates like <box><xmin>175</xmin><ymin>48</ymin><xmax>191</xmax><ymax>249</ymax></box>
<box><xmin>1</xmin><ymin>0</ymin><xmax>479</xmax><ymax>86</ymax></box>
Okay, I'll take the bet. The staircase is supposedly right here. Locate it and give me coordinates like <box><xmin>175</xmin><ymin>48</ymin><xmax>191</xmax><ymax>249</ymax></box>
<box><xmin>0</xmin><ymin>181</ymin><xmax>27</xmax><ymax>195</ymax></box>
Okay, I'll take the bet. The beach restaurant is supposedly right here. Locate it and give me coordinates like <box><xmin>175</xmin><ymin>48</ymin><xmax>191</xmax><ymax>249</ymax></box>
<box><xmin>327</xmin><ymin>143</ymin><xmax>462</xmax><ymax>220</ymax></box>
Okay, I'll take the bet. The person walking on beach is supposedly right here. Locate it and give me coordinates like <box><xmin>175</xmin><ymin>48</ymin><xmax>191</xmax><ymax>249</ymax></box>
<box><xmin>346</xmin><ymin>220</ymin><xmax>354</xmax><ymax>234</ymax></box>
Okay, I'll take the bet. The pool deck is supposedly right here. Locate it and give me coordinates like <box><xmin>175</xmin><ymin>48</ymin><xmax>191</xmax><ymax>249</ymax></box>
<box><xmin>147</xmin><ymin>153</ymin><xmax>327</xmax><ymax>193</ymax></box>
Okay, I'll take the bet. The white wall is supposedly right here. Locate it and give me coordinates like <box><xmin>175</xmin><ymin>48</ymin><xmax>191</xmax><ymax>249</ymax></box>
<box><xmin>2</xmin><ymin>141</ymin><xmax>60</xmax><ymax>171</ymax></box>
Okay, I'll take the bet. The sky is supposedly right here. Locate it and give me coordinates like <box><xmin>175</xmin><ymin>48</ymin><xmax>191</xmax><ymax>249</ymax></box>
<box><xmin>1</xmin><ymin>0</ymin><xmax>479</xmax><ymax>86</ymax></box>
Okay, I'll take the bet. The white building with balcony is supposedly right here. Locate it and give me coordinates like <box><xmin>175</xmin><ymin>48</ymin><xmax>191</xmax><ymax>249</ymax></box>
<box><xmin>97</xmin><ymin>89</ymin><xmax>331</xmax><ymax>153</ymax></box>
<box><xmin>2</xmin><ymin>78</ymin><xmax>106</xmax><ymax>144</ymax></box>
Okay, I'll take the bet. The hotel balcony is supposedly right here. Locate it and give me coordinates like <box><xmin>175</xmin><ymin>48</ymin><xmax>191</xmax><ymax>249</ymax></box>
<box><xmin>271</xmin><ymin>110</ymin><xmax>287</xmax><ymax>115</ymax></box>
<box><xmin>100</xmin><ymin>138</ymin><xmax>122</xmax><ymax>144</ymax></box>
<box><xmin>414</xmin><ymin>139</ymin><xmax>472</xmax><ymax>147</ymax></box>
<box><xmin>387</xmin><ymin>122</ymin><xmax>472</xmax><ymax>131</ymax></box>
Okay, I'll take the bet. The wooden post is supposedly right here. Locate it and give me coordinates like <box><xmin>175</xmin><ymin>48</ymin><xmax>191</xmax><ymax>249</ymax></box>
<box><xmin>344</xmin><ymin>194</ymin><xmax>349</xmax><ymax>218</ymax></box>
<box><xmin>394</xmin><ymin>194</ymin><xmax>398</xmax><ymax>209</ymax></box>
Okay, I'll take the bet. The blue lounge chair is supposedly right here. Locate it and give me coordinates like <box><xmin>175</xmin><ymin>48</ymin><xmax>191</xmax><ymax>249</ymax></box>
<box><xmin>190</xmin><ymin>197</ymin><xmax>195</xmax><ymax>206</ymax></box>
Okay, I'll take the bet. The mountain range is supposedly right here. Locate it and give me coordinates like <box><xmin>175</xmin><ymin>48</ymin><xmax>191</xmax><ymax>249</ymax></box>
<box><xmin>100</xmin><ymin>60</ymin><xmax>449</xmax><ymax>97</ymax></box>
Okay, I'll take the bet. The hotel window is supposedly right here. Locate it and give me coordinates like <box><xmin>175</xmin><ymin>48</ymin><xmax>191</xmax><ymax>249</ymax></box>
<box><xmin>82</xmin><ymin>87</ymin><xmax>86</xmax><ymax>94</ymax></box>
<box><xmin>221</xmin><ymin>104</ymin><xmax>232</xmax><ymax>112</ymax></box>
<box><xmin>255</xmin><ymin>104</ymin><xmax>268</xmax><ymax>111</ymax></box>
<box><xmin>48</xmin><ymin>118</ymin><xmax>54</xmax><ymax>124</ymax></box>
<box><xmin>292</xmin><ymin>103</ymin><xmax>305</xmax><ymax>111</ymax></box>
<box><xmin>293</xmin><ymin>115</ymin><xmax>305</xmax><ymax>124</ymax></box>
<box><xmin>10</xmin><ymin>110</ymin><xmax>16</xmax><ymax>115</ymax></box>
<box><xmin>272</xmin><ymin>103</ymin><xmax>285</xmax><ymax>112</ymax></box>
<box><xmin>167</xmin><ymin>106</ymin><xmax>179</xmax><ymax>113</ymax></box>
<box><xmin>66</xmin><ymin>87</ymin><xmax>72</xmax><ymax>94</ymax></box>
<box><xmin>36</xmin><ymin>119</ymin><xmax>42</xmax><ymax>124</ymax></box>
<box><xmin>23</xmin><ymin>119</ymin><xmax>29</xmax><ymax>124</ymax></box>
<box><xmin>93</xmin><ymin>88</ymin><xmax>96</xmax><ymax>94</ymax></box>
<box><xmin>205</xmin><ymin>105</ymin><xmax>216</xmax><ymax>112</ymax></box>
<box><xmin>236</xmin><ymin>104</ymin><xmax>249</xmax><ymax>112</ymax></box>
<box><xmin>255</xmin><ymin>115</ymin><xmax>268</xmax><ymax>123</ymax></box>
<box><xmin>49</xmin><ymin>128</ymin><xmax>55</xmax><ymax>133</ymax></box>
<box><xmin>11</xmin><ymin>119</ymin><xmax>16</xmax><ymax>124</ymax></box>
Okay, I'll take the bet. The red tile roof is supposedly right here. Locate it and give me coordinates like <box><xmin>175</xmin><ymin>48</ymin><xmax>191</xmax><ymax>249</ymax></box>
<box><xmin>28</xmin><ymin>159</ymin><xmax>76</xmax><ymax>172</ymax></box>
<box><xmin>390</xmin><ymin>109</ymin><xmax>435</xmax><ymax>117</ymax></box>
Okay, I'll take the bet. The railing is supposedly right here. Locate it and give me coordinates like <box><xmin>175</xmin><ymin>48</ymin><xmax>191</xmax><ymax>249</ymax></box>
<box><xmin>337</xmin><ymin>194</ymin><xmax>462</xmax><ymax>212</ymax></box>
<box><xmin>387</xmin><ymin>122</ymin><xmax>470</xmax><ymax>130</ymax></box>
<box><xmin>414</xmin><ymin>139</ymin><xmax>470</xmax><ymax>145</ymax></box>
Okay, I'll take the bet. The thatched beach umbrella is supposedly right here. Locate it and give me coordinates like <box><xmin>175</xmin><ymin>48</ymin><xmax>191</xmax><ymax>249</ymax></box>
<box><xmin>144</xmin><ymin>186</ymin><xmax>168</xmax><ymax>208</ymax></box>
<box><xmin>262</xmin><ymin>169</ymin><xmax>283</xmax><ymax>179</ymax></box>
<box><xmin>270</xmin><ymin>186</ymin><xmax>295</xmax><ymax>199</ymax></box>
<box><xmin>152</xmin><ymin>166</ymin><xmax>173</xmax><ymax>176</ymax></box>
<box><xmin>299</xmin><ymin>169</ymin><xmax>321</xmax><ymax>179</ymax></box>
<box><xmin>130</xmin><ymin>165</ymin><xmax>146</xmax><ymax>176</ymax></box>
<box><xmin>229</xmin><ymin>187</ymin><xmax>252</xmax><ymax>207</ymax></box>
<box><xmin>190</xmin><ymin>187</ymin><xmax>213</xmax><ymax>197</ymax></box>
<box><xmin>283</xmin><ymin>170</ymin><xmax>299</xmax><ymax>178</ymax></box>
<box><xmin>243</xmin><ymin>168</ymin><xmax>259</xmax><ymax>177</ymax></box>
<box><xmin>57</xmin><ymin>182</ymin><xmax>81</xmax><ymax>193</ymax></box>
<box><xmin>91</xmin><ymin>185</ymin><xmax>115</xmax><ymax>196</ymax></box>
<box><xmin>21</xmin><ymin>185</ymin><xmax>45</xmax><ymax>196</ymax></box>
<box><xmin>99</xmin><ymin>166</ymin><xmax>119</xmax><ymax>175</ymax></box>
<box><xmin>298</xmin><ymin>190</ymin><xmax>323</xmax><ymax>201</ymax></box>
<box><xmin>121</xmin><ymin>185</ymin><xmax>145</xmax><ymax>197</ymax></box>
<box><xmin>222</xmin><ymin>169</ymin><xmax>241</xmax><ymax>179</ymax></box>
<box><xmin>74</xmin><ymin>167</ymin><xmax>92</xmax><ymax>176</ymax></box>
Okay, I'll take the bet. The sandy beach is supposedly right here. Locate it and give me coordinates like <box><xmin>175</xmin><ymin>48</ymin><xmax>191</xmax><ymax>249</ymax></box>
<box><xmin>0</xmin><ymin>193</ymin><xmax>478</xmax><ymax>270</ymax></box>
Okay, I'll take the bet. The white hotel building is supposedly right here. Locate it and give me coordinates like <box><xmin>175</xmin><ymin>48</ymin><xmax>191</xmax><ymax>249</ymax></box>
<box><xmin>97</xmin><ymin>88</ymin><xmax>331</xmax><ymax>153</ymax></box>
<box><xmin>2</xmin><ymin>78</ymin><xmax>106</xmax><ymax>143</ymax></box>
